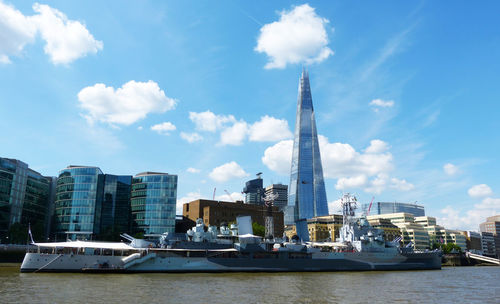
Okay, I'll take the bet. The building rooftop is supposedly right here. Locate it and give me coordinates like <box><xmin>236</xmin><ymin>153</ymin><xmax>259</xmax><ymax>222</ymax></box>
<box><xmin>135</xmin><ymin>171</ymin><xmax>169</xmax><ymax>177</ymax></box>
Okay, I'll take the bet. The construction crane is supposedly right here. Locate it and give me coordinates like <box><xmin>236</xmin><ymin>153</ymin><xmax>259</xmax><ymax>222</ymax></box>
<box><xmin>224</xmin><ymin>190</ymin><xmax>234</xmax><ymax>202</ymax></box>
<box><xmin>212</xmin><ymin>188</ymin><xmax>216</xmax><ymax>200</ymax></box>
<box><xmin>366</xmin><ymin>196</ymin><xmax>375</xmax><ymax>216</ymax></box>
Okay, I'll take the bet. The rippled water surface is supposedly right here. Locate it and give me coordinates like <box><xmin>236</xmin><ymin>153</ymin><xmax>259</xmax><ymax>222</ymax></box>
<box><xmin>1</xmin><ymin>265</ymin><xmax>498</xmax><ymax>303</ymax></box>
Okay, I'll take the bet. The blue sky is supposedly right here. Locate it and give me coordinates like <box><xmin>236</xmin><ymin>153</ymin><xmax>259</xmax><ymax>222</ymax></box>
<box><xmin>1</xmin><ymin>1</ymin><xmax>499</xmax><ymax>231</ymax></box>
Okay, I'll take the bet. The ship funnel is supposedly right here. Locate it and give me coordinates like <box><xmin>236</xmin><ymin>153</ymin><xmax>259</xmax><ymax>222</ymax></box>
<box><xmin>236</xmin><ymin>216</ymin><xmax>253</xmax><ymax>235</ymax></box>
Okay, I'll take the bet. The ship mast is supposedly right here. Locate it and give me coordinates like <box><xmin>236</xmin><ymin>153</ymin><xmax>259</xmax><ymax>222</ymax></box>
<box><xmin>263</xmin><ymin>192</ymin><xmax>279</xmax><ymax>238</ymax></box>
<box><xmin>340</xmin><ymin>193</ymin><xmax>358</xmax><ymax>243</ymax></box>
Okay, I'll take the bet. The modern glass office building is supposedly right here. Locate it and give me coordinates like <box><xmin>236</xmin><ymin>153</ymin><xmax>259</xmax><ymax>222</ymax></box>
<box><xmin>100</xmin><ymin>174</ymin><xmax>132</xmax><ymax>238</ymax></box>
<box><xmin>131</xmin><ymin>172</ymin><xmax>177</xmax><ymax>235</ymax></box>
<box><xmin>361</xmin><ymin>202</ymin><xmax>425</xmax><ymax>217</ymax></box>
<box><xmin>53</xmin><ymin>166</ymin><xmax>134</xmax><ymax>240</ymax></box>
<box><xmin>243</xmin><ymin>177</ymin><xmax>264</xmax><ymax>205</ymax></box>
<box><xmin>265</xmin><ymin>184</ymin><xmax>288</xmax><ymax>210</ymax></box>
<box><xmin>286</xmin><ymin>70</ymin><xmax>329</xmax><ymax>225</ymax></box>
<box><xmin>0</xmin><ymin>158</ymin><xmax>52</xmax><ymax>242</ymax></box>
<box><xmin>53</xmin><ymin>166</ymin><xmax>104</xmax><ymax>240</ymax></box>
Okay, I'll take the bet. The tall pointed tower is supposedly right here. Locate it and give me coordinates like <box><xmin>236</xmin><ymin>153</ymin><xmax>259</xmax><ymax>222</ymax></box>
<box><xmin>285</xmin><ymin>69</ymin><xmax>328</xmax><ymax>225</ymax></box>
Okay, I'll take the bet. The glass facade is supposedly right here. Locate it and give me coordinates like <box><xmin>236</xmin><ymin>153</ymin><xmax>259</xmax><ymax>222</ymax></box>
<box><xmin>131</xmin><ymin>172</ymin><xmax>177</xmax><ymax>235</ymax></box>
<box><xmin>53</xmin><ymin>166</ymin><xmax>104</xmax><ymax>240</ymax></box>
<box><xmin>286</xmin><ymin>70</ymin><xmax>328</xmax><ymax>225</ymax></box>
<box><xmin>53</xmin><ymin>166</ymin><xmax>134</xmax><ymax>240</ymax></box>
<box><xmin>361</xmin><ymin>202</ymin><xmax>425</xmax><ymax>217</ymax></box>
<box><xmin>0</xmin><ymin>158</ymin><xmax>52</xmax><ymax>242</ymax></box>
<box><xmin>243</xmin><ymin>177</ymin><xmax>264</xmax><ymax>205</ymax></box>
<box><xmin>100</xmin><ymin>174</ymin><xmax>132</xmax><ymax>237</ymax></box>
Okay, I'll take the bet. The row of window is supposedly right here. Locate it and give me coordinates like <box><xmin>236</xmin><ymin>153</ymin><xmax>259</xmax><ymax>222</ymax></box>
<box><xmin>133</xmin><ymin>175</ymin><xmax>177</xmax><ymax>184</ymax></box>
<box><xmin>56</xmin><ymin>191</ymin><xmax>98</xmax><ymax>201</ymax></box>
<box><xmin>57</xmin><ymin>175</ymin><xmax>99</xmax><ymax>185</ymax></box>
<box><xmin>55</xmin><ymin>199</ymin><xmax>96</xmax><ymax>208</ymax></box>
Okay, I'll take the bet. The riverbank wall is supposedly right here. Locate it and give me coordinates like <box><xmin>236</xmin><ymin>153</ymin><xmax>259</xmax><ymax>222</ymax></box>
<box><xmin>0</xmin><ymin>245</ymin><xmax>29</xmax><ymax>263</ymax></box>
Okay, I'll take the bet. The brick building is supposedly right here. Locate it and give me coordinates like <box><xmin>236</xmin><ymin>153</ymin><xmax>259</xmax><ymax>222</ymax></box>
<box><xmin>182</xmin><ymin>199</ymin><xmax>284</xmax><ymax>237</ymax></box>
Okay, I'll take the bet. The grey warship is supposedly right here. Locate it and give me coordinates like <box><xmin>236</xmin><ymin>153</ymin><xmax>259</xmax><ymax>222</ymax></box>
<box><xmin>21</xmin><ymin>193</ymin><xmax>441</xmax><ymax>273</ymax></box>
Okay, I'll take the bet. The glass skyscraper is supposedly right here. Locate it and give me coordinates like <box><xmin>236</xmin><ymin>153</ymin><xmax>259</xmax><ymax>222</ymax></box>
<box><xmin>286</xmin><ymin>70</ymin><xmax>329</xmax><ymax>225</ymax></box>
<box><xmin>0</xmin><ymin>158</ymin><xmax>52</xmax><ymax>243</ymax></box>
<box><xmin>54</xmin><ymin>166</ymin><xmax>104</xmax><ymax>240</ymax></box>
<box><xmin>131</xmin><ymin>172</ymin><xmax>177</xmax><ymax>236</ymax></box>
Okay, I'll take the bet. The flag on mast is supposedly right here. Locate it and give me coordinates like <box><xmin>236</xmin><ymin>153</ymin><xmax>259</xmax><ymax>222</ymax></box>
<box><xmin>28</xmin><ymin>223</ymin><xmax>34</xmax><ymax>244</ymax></box>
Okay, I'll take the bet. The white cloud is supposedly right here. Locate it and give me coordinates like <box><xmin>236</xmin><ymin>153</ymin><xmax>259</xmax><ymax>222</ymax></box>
<box><xmin>186</xmin><ymin>167</ymin><xmax>200</xmax><ymax>173</ymax></box>
<box><xmin>261</xmin><ymin>139</ymin><xmax>293</xmax><ymax>175</ymax></box>
<box><xmin>439</xmin><ymin>196</ymin><xmax>500</xmax><ymax>230</ymax></box>
<box><xmin>443</xmin><ymin>163</ymin><xmax>459</xmax><ymax>176</ymax></box>
<box><xmin>479</xmin><ymin>197</ymin><xmax>500</xmax><ymax>209</ymax></box>
<box><xmin>216</xmin><ymin>192</ymin><xmax>245</xmax><ymax>202</ymax></box>
<box><xmin>180</xmin><ymin>132</ymin><xmax>203</xmax><ymax>143</ymax></box>
<box><xmin>263</xmin><ymin>137</ymin><xmax>413</xmax><ymax>194</ymax></box>
<box><xmin>364</xmin><ymin>174</ymin><xmax>388</xmax><ymax>194</ymax></box>
<box><xmin>468</xmin><ymin>184</ymin><xmax>493</xmax><ymax>198</ymax></box>
<box><xmin>335</xmin><ymin>175</ymin><xmax>367</xmax><ymax>190</ymax></box>
<box><xmin>365</xmin><ymin>139</ymin><xmax>389</xmax><ymax>154</ymax></box>
<box><xmin>369</xmin><ymin>99</ymin><xmax>394</xmax><ymax>108</ymax></box>
<box><xmin>318</xmin><ymin>135</ymin><xmax>393</xmax><ymax>179</ymax></box>
<box><xmin>31</xmin><ymin>3</ymin><xmax>102</xmax><ymax>64</ymax></box>
<box><xmin>177</xmin><ymin>191</ymin><xmax>203</xmax><ymax>215</ymax></box>
<box><xmin>219</xmin><ymin>121</ymin><xmax>249</xmax><ymax>146</ymax></box>
<box><xmin>151</xmin><ymin>122</ymin><xmax>176</xmax><ymax>135</ymax></box>
<box><xmin>187</xmin><ymin>111</ymin><xmax>291</xmax><ymax>145</ymax></box>
<box><xmin>0</xmin><ymin>2</ymin><xmax>101</xmax><ymax>64</ymax></box>
<box><xmin>390</xmin><ymin>178</ymin><xmax>415</xmax><ymax>191</ymax></box>
<box><xmin>209</xmin><ymin>161</ymin><xmax>249</xmax><ymax>183</ymax></box>
<box><xmin>0</xmin><ymin>54</ymin><xmax>12</xmax><ymax>64</ymax></box>
<box><xmin>0</xmin><ymin>1</ymin><xmax>37</xmax><ymax>62</ymax></box>
<box><xmin>328</xmin><ymin>199</ymin><xmax>342</xmax><ymax>214</ymax></box>
<box><xmin>189</xmin><ymin>111</ymin><xmax>235</xmax><ymax>132</ymax></box>
<box><xmin>137</xmin><ymin>126</ymin><xmax>143</xmax><ymax>130</ymax></box>
<box><xmin>249</xmin><ymin>115</ymin><xmax>293</xmax><ymax>142</ymax></box>
<box><xmin>78</xmin><ymin>80</ymin><xmax>176</xmax><ymax>126</ymax></box>
<box><xmin>255</xmin><ymin>4</ymin><xmax>333</xmax><ymax>69</ymax></box>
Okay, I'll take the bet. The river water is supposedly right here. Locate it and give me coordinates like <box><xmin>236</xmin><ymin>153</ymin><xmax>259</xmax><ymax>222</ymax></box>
<box><xmin>0</xmin><ymin>264</ymin><xmax>498</xmax><ymax>303</ymax></box>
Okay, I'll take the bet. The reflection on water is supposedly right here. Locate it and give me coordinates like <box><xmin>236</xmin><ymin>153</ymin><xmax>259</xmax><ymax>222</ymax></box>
<box><xmin>1</xmin><ymin>265</ymin><xmax>499</xmax><ymax>303</ymax></box>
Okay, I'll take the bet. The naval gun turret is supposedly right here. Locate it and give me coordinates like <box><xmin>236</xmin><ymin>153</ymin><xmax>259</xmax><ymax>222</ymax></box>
<box><xmin>337</xmin><ymin>194</ymin><xmax>390</xmax><ymax>253</ymax></box>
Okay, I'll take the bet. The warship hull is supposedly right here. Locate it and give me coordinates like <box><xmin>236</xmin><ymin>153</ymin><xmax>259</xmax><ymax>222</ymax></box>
<box><xmin>21</xmin><ymin>250</ymin><xmax>441</xmax><ymax>273</ymax></box>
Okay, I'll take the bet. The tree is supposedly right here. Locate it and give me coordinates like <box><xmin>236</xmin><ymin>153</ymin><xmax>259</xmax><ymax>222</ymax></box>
<box><xmin>432</xmin><ymin>242</ymin><xmax>462</xmax><ymax>254</ymax></box>
<box><xmin>252</xmin><ymin>222</ymin><xmax>265</xmax><ymax>237</ymax></box>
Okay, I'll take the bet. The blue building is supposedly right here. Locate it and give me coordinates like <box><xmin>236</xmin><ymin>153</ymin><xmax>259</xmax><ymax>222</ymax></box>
<box><xmin>243</xmin><ymin>176</ymin><xmax>264</xmax><ymax>205</ymax></box>
<box><xmin>0</xmin><ymin>158</ymin><xmax>53</xmax><ymax>243</ymax></box>
<box><xmin>53</xmin><ymin>166</ymin><xmax>104</xmax><ymax>240</ymax></box>
<box><xmin>361</xmin><ymin>202</ymin><xmax>425</xmax><ymax>217</ymax></box>
<box><xmin>53</xmin><ymin>166</ymin><xmax>133</xmax><ymax>240</ymax></box>
<box><xmin>286</xmin><ymin>70</ymin><xmax>329</xmax><ymax>225</ymax></box>
<box><xmin>131</xmin><ymin>172</ymin><xmax>177</xmax><ymax>236</ymax></box>
<box><xmin>100</xmin><ymin>174</ymin><xmax>132</xmax><ymax>239</ymax></box>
